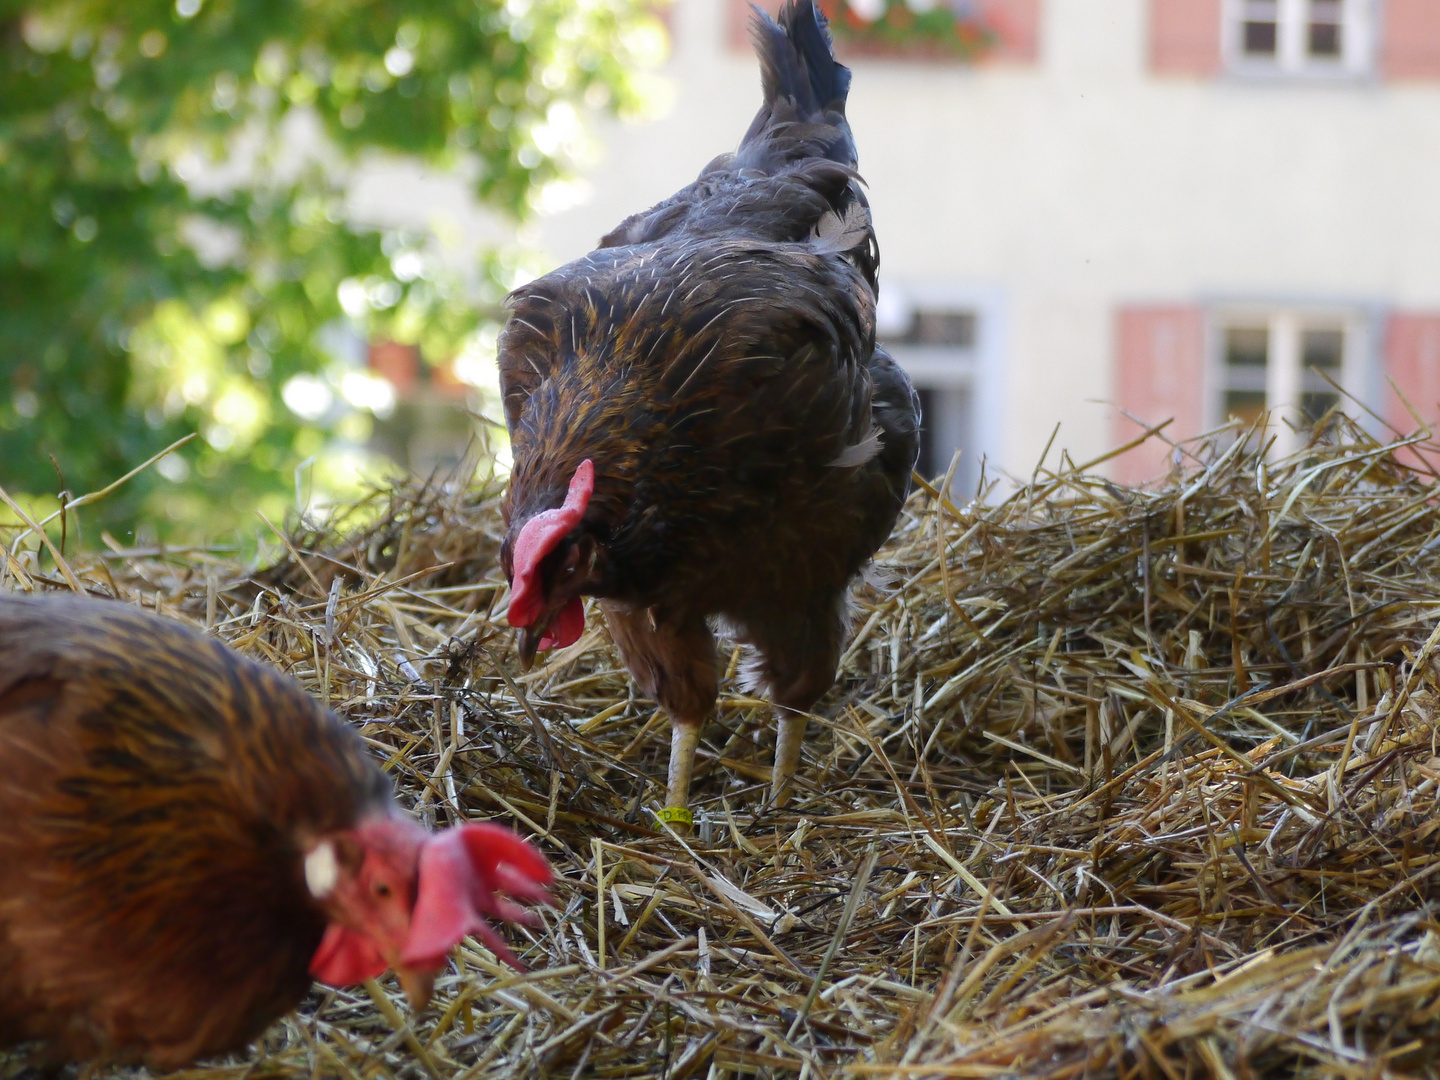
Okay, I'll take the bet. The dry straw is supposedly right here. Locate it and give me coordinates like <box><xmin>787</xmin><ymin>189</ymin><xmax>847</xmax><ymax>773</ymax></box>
<box><xmin>7</xmin><ymin>414</ymin><xmax>1440</xmax><ymax>1078</ymax></box>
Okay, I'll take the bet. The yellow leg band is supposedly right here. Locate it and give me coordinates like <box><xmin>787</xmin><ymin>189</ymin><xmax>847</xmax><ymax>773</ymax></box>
<box><xmin>655</xmin><ymin>806</ymin><xmax>693</xmax><ymax>830</ymax></box>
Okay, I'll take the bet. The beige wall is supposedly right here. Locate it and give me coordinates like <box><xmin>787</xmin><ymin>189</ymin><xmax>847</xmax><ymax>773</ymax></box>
<box><xmin>381</xmin><ymin>0</ymin><xmax>1440</xmax><ymax>483</ymax></box>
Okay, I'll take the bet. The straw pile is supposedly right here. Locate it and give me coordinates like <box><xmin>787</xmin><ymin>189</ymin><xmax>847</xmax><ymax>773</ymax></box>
<box><xmin>7</xmin><ymin>415</ymin><xmax>1440</xmax><ymax>1079</ymax></box>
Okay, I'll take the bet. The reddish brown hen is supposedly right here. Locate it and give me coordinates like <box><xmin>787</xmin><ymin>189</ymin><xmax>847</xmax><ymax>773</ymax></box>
<box><xmin>0</xmin><ymin>593</ymin><xmax>552</xmax><ymax>1069</ymax></box>
<box><xmin>497</xmin><ymin>0</ymin><xmax>921</xmax><ymax>823</ymax></box>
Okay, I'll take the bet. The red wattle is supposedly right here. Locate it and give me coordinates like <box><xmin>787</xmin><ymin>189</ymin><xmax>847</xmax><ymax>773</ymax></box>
<box><xmin>537</xmin><ymin>596</ymin><xmax>585</xmax><ymax>651</ymax></box>
<box><xmin>309</xmin><ymin>923</ymin><xmax>388</xmax><ymax>985</ymax></box>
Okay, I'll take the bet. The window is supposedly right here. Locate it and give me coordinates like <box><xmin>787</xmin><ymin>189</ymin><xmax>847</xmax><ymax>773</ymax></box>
<box><xmin>1225</xmin><ymin>0</ymin><xmax>1373</xmax><ymax>75</ymax></box>
<box><xmin>1211</xmin><ymin>310</ymin><xmax>1370</xmax><ymax>456</ymax></box>
<box><xmin>877</xmin><ymin>288</ymin><xmax>986</xmax><ymax>495</ymax></box>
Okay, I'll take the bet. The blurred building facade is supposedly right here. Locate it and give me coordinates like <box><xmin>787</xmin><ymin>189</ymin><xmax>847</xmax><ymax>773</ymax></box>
<box><xmin>360</xmin><ymin>0</ymin><xmax>1440</xmax><ymax>488</ymax></box>
<box><xmin>522</xmin><ymin>0</ymin><xmax>1440</xmax><ymax>491</ymax></box>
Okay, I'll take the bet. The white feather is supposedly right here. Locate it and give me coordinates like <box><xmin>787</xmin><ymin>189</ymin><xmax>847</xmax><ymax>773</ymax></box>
<box><xmin>809</xmin><ymin>203</ymin><xmax>871</xmax><ymax>254</ymax></box>
<box><xmin>860</xmin><ymin>559</ymin><xmax>898</xmax><ymax>593</ymax></box>
<box><xmin>827</xmin><ymin>425</ymin><xmax>883</xmax><ymax>469</ymax></box>
<box><xmin>737</xmin><ymin>647</ymin><xmax>771</xmax><ymax>697</ymax></box>
<box><xmin>304</xmin><ymin>840</ymin><xmax>339</xmax><ymax>898</ymax></box>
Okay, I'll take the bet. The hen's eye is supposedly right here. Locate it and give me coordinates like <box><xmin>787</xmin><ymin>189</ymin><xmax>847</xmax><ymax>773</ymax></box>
<box><xmin>375</xmin><ymin>883</ymin><xmax>391</xmax><ymax>897</ymax></box>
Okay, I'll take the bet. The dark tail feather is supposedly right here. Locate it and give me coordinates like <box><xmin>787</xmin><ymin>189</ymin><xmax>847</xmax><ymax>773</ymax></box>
<box><xmin>740</xmin><ymin>1</ymin><xmax>857</xmax><ymax>168</ymax></box>
<box><xmin>748</xmin><ymin>0</ymin><xmax>851</xmax><ymax>119</ymax></box>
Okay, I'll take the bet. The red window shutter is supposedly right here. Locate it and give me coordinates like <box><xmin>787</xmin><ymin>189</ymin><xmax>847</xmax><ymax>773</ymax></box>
<box><xmin>1112</xmin><ymin>306</ymin><xmax>1207</xmax><ymax>485</ymax></box>
<box><xmin>1384</xmin><ymin>313</ymin><xmax>1440</xmax><ymax>431</ymax></box>
<box><xmin>976</xmin><ymin>0</ymin><xmax>1041</xmax><ymax>63</ymax></box>
<box><xmin>1382</xmin><ymin>0</ymin><xmax>1440</xmax><ymax>80</ymax></box>
<box><xmin>1148</xmin><ymin>0</ymin><xmax>1222</xmax><ymax>76</ymax></box>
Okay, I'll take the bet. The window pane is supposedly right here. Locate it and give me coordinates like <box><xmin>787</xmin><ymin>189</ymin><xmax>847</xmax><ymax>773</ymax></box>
<box><xmin>1225</xmin><ymin>326</ymin><xmax>1269</xmax><ymax>368</ymax></box>
<box><xmin>917</xmin><ymin>311</ymin><xmax>975</xmax><ymax>347</ymax></box>
<box><xmin>1242</xmin><ymin>0</ymin><xmax>1279</xmax><ymax>55</ymax></box>
<box><xmin>896</xmin><ymin>310</ymin><xmax>976</xmax><ymax>348</ymax></box>
<box><xmin>1224</xmin><ymin>390</ymin><xmax>1268</xmax><ymax>427</ymax></box>
<box><xmin>1222</xmin><ymin>327</ymin><xmax>1267</xmax><ymax>428</ymax></box>
<box><xmin>1244</xmin><ymin>20</ymin><xmax>1279</xmax><ymax>55</ymax></box>
<box><xmin>1301</xmin><ymin>391</ymin><xmax>1340</xmax><ymax>423</ymax></box>
<box><xmin>1308</xmin><ymin>23</ymin><xmax>1341</xmax><ymax>57</ymax></box>
<box><xmin>1309</xmin><ymin>0</ymin><xmax>1343</xmax><ymax>57</ymax></box>
<box><xmin>1301</xmin><ymin>327</ymin><xmax>1343</xmax><ymax>372</ymax></box>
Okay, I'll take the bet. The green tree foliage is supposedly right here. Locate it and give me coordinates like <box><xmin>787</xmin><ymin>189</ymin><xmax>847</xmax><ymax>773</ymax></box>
<box><xmin>0</xmin><ymin>0</ymin><xmax>661</xmax><ymax>543</ymax></box>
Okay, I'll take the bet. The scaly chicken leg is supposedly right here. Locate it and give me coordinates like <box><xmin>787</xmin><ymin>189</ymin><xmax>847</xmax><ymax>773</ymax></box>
<box><xmin>771</xmin><ymin>713</ymin><xmax>807</xmax><ymax>807</ymax></box>
<box><xmin>601</xmin><ymin>603</ymin><xmax>718</xmax><ymax>826</ymax></box>
<box><xmin>668</xmin><ymin>722</ymin><xmax>703</xmax><ymax>815</ymax></box>
<box><xmin>750</xmin><ymin>597</ymin><xmax>848</xmax><ymax>810</ymax></box>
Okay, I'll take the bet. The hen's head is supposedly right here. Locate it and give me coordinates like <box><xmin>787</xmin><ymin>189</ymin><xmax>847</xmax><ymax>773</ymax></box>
<box><xmin>501</xmin><ymin>459</ymin><xmax>600</xmax><ymax>668</ymax></box>
<box><xmin>305</xmin><ymin>817</ymin><xmax>552</xmax><ymax>1009</ymax></box>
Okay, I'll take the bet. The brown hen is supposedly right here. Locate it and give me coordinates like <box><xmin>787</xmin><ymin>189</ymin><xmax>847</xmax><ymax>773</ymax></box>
<box><xmin>497</xmin><ymin>0</ymin><xmax>921</xmax><ymax>822</ymax></box>
<box><xmin>0</xmin><ymin>593</ymin><xmax>552</xmax><ymax>1069</ymax></box>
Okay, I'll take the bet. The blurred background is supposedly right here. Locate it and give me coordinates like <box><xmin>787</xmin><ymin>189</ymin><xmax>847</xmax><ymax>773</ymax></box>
<box><xmin>4</xmin><ymin>0</ymin><xmax>1440</xmax><ymax>549</ymax></box>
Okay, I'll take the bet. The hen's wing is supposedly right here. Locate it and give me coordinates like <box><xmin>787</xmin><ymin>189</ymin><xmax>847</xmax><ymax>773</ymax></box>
<box><xmin>0</xmin><ymin>596</ymin><xmax>389</xmax><ymax>1066</ymax></box>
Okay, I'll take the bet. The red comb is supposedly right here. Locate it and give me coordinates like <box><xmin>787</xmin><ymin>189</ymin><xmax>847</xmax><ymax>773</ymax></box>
<box><xmin>310</xmin><ymin>923</ymin><xmax>388</xmax><ymax>985</ymax></box>
<box><xmin>507</xmin><ymin>460</ymin><xmax>594</xmax><ymax>635</ymax></box>
<box><xmin>400</xmin><ymin>823</ymin><xmax>554</xmax><ymax>971</ymax></box>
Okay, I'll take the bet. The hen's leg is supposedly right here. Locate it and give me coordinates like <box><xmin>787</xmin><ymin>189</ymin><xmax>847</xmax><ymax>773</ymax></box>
<box><xmin>667</xmin><ymin>722</ymin><xmax>702</xmax><ymax>815</ymax></box>
<box><xmin>601</xmin><ymin>603</ymin><xmax>717</xmax><ymax>824</ymax></box>
<box><xmin>771</xmin><ymin>712</ymin><xmax>807</xmax><ymax>807</ymax></box>
<box><xmin>744</xmin><ymin>597</ymin><xmax>847</xmax><ymax>808</ymax></box>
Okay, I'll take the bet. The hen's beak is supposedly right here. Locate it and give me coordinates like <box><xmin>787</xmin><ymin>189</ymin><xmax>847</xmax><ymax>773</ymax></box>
<box><xmin>517</xmin><ymin>616</ymin><xmax>555</xmax><ymax>671</ymax></box>
<box><xmin>396</xmin><ymin>964</ymin><xmax>436</xmax><ymax>1011</ymax></box>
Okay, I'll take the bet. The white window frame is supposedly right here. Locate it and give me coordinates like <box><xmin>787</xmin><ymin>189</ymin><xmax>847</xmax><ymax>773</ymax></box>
<box><xmin>876</xmin><ymin>282</ymin><xmax>1006</xmax><ymax>498</ymax></box>
<box><xmin>1206</xmin><ymin>305</ymin><xmax>1375</xmax><ymax>459</ymax></box>
<box><xmin>1222</xmin><ymin>0</ymin><xmax>1375</xmax><ymax>78</ymax></box>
